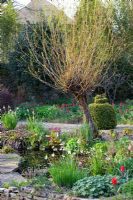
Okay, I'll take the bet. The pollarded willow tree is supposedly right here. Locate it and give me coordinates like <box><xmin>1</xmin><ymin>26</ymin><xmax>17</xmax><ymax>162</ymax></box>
<box><xmin>24</xmin><ymin>0</ymin><xmax>126</xmax><ymax>136</ymax></box>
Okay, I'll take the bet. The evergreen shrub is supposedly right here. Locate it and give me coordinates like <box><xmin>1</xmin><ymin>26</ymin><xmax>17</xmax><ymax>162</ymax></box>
<box><xmin>89</xmin><ymin>95</ymin><xmax>117</xmax><ymax>130</ymax></box>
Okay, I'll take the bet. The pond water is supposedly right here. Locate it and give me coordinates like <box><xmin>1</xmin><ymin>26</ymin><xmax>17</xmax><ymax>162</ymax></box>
<box><xmin>18</xmin><ymin>151</ymin><xmax>60</xmax><ymax>178</ymax></box>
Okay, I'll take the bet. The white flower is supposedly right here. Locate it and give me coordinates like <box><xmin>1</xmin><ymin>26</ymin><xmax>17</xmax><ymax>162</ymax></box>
<box><xmin>68</xmin><ymin>151</ymin><xmax>71</xmax><ymax>154</ymax></box>
<box><xmin>53</xmin><ymin>148</ymin><xmax>58</xmax><ymax>151</ymax></box>
<box><xmin>106</xmin><ymin>156</ymin><xmax>111</xmax><ymax>161</ymax></box>
<box><xmin>51</xmin><ymin>153</ymin><xmax>55</xmax><ymax>157</ymax></box>
<box><xmin>77</xmin><ymin>139</ymin><xmax>80</xmax><ymax>144</ymax></box>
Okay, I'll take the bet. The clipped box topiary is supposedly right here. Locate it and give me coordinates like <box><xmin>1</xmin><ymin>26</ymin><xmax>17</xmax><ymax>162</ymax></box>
<box><xmin>89</xmin><ymin>94</ymin><xmax>117</xmax><ymax>130</ymax></box>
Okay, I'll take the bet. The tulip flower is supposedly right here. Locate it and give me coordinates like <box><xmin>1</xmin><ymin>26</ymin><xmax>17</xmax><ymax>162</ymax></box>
<box><xmin>120</xmin><ymin>165</ymin><xmax>125</xmax><ymax>172</ymax></box>
<box><xmin>112</xmin><ymin>177</ymin><xmax>118</xmax><ymax>185</ymax></box>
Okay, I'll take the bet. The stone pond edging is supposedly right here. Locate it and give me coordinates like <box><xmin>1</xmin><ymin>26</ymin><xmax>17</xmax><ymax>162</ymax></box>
<box><xmin>0</xmin><ymin>186</ymin><xmax>99</xmax><ymax>200</ymax></box>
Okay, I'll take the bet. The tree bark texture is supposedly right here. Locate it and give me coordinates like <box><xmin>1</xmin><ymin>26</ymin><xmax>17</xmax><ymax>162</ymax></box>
<box><xmin>76</xmin><ymin>94</ymin><xmax>98</xmax><ymax>138</ymax></box>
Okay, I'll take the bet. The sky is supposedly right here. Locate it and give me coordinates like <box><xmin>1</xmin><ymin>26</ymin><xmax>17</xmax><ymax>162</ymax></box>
<box><xmin>14</xmin><ymin>0</ymin><xmax>80</xmax><ymax>17</ymax></box>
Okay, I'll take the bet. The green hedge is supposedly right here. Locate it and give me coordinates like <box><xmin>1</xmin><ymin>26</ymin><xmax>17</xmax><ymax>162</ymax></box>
<box><xmin>89</xmin><ymin>95</ymin><xmax>117</xmax><ymax>130</ymax></box>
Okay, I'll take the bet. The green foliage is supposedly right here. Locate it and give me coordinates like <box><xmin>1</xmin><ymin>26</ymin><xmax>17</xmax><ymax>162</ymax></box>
<box><xmin>87</xmin><ymin>137</ymin><xmax>131</xmax><ymax>176</ymax></box>
<box><xmin>35</xmin><ymin>104</ymin><xmax>82</xmax><ymax>123</ymax></box>
<box><xmin>114</xmin><ymin>100</ymin><xmax>133</xmax><ymax>125</ymax></box>
<box><xmin>114</xmin><ymin>137</ymin><xmax>130</xmax><ymax>162</ymax></box>
<box><xmin>30</xmin><ymin>175</ymin><xmax>49</xmax><ymax>189</ymax></box>
<box><xmin>35</xmin><ymin>105</ymin><xmax>61</xmax><ymax>121</ymax></box>
<box><xmin>0</xmin><ymin>1</ymin><xmax>19</xmax><ymax>62</ymax></box>
<box><xmin>3</xmin><ymin>180</ymin><xmax>29</xmax><ymax>189</ymax></box>
<box><xmin>121</xmin><ymin>179</ymin><xmax>133</xmax><ymax>197</ymax></box>
<box><xmin>72</xmin><ymin>175</ymin><xmax>119</xmax><ymax>198</ymax></box>
<box><xmin>27</xmin><ymin>117</ymin><xmax>49</xmax><ymax>148</ymax></box>
<box><xmin>88</xmin><ymin>142</ymin><xmax>109</xmax><ymax>176</ymax></box>
<box><xmin>114</xmin><ymin>158</ymin><xmax>133</xmax><ymax>179</ymax></box>
<box><xmin>1</xmin><ymin>111</ymin><xmax>18</xmax><ymax>130</ymax></box>
<box><xmin>16</xmin><ymin>102</ymin><xmax>35</xmax><ymax>120</ymax></box>
<box><xmin>5</xmin><ymin>18</ymin><xmax>64</xmax><ymax>102</ymax></box>
<box><xmin>45</xmin><ymin>131</ymin><xmax>62</xmax><ymax>152</ymax></box>
<box><xmin>49</xmin><ymin>157</ymin><xmax>87</xmax><ymax>188</ymax></box>
<box><xmin>66</xmin><ymin>138</ymin><xmax>79</xmax><ymax>154</ymax></box>
<box><xmin>65</xmin><ymin>124</ymin><xmax>92</xmax><ymax>154</ymax></box>
<box><xmin>79</xmin><ymin>123</ymin><xmax>93</xmax><ymax>143</ymax></box>
<box><xmin>15</xmin><ymin>103</ymin><xmax>82</xmax><ymax>123</ymax></box>
<box><xmin>94</xmin><ymin>94</ymin><xmax>108</xmax><ymax>104</ymax></box>
<box><xmin>2</xmin><ymin>182</ymin><xmax>10</xmax><ymax>189</ymax></box>
<box><xmin>89</xmin><ymin>95</ymin><xmax>117</xmax><ymax>130</ymax></box>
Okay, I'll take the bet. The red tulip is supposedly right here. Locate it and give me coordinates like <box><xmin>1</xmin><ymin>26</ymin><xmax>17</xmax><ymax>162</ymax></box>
<box><xmin>112</xmin><ymin>177</ymin><xmax>118</xmax><ymax>185</ymax></box>
<box><xmin>120</xmin><ymin>101</ymin><xmax>123</xmax><ymax>107</ymax></box>
<box><xmin>112</xmin><ymin>101</ymin><xmax>114</xmax><ymax>107</ymax></box>
<box><xmin>120</xmin><ymin>166</ymin><xmax>125</xmax><ymax>172</ymax></box>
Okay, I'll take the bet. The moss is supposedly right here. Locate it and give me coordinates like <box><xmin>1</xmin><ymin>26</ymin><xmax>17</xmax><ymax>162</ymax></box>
<box><xmin>1</xmin><ymin>145</ymin><xmax>15</xmax><ymax>154</ymax></box>
<box><xmin>123</xmin><ymin>128</ymin><xmax>133</xmax><ymax>135</ymax></box>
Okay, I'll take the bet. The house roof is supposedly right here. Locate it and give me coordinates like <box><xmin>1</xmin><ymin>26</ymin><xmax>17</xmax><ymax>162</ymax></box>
<box><xmin>18</xmin><ymin>0</ymin><xmax>59</xmax><ymax>23</ymax></box>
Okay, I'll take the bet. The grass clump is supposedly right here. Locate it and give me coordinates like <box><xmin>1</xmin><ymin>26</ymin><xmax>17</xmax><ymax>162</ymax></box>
<box><xmin>49</xmin><ymin>156</ymin><xmax>87</xmax><ymax>188</ymax></box>
<box><xmin>1</xmin><ymin>111</ymin><xmax>18</xmax><ymax>130</ymax></box>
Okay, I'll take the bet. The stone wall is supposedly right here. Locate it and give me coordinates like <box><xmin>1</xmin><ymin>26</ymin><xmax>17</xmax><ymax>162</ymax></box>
<box><xmin>0</xmin><ymin>186</ymin><xmax>97</xmax><ymax>200</ymax></box>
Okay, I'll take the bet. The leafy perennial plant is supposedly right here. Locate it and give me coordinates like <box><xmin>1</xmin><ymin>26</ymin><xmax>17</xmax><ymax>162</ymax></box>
<box><xmin>72</xmin><ymin>175</ymin><xmax>120</xmax><ymax>198</ymax></box>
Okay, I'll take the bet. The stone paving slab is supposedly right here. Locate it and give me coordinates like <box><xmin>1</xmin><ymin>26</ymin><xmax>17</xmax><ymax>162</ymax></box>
<box><xmin>0</xmin><ymin>154</ymin><xmax>20</xmax><ymax>174</ymax></box>
<box><xmin>0</xmin><ymin>154</ymin><xmax>27</xmax><ymax>187</ymax></box>
<box><xmin>0</xmin><ymin>172</ymin><xmax>27</xmax><ymax>185</ymax></box>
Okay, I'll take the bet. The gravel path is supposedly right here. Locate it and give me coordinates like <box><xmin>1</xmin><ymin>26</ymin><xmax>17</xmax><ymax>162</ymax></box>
<box><xmin>18</xmin><ymin>121</ymin><xmax>133</xmax><ymax>133</ymax></box>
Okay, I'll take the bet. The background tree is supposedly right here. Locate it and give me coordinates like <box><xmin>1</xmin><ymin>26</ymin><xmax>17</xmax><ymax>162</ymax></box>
<box><xmin>4</xmin><ymin>21</ymin><xmax>67</xmax><ymax>103</ymax></box>
<box><xmin>0</xmin><ymin>0</ymin><xmax>19</xmax><ymax>62</ymax></box>
<box><xmin>102</xmin><ymin>0</ymin><xmax>133</xmax><ymax>101</ymax></box>
<box><xmin>114</xmin><ymin>0</ymin><xmax>133</xmax><ymax>99</ymax></box>
<box><xmin>23</xmin><ymin>0</ymin><xmax>125</xmax><ymax>136</ymax></box>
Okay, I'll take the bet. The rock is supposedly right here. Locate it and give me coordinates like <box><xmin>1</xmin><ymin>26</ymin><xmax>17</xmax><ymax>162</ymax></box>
<box><xmin>0</xmin><ymin>188</ymin><xmax>5</xmax><ymax>193</ymax></box>
<box><xmin>0</xmin><ymin>153</ymin><xmax>27</xmax><ymax>188</ymax></box>
<box><xmin>9</xmin><ymin>186</ymin><xmax>18</xmax><ymax>192</ymax></box>
<box><xmin>21</xmin><ymin>187</ymin><xmax>32</xmax><ymax>193</ymax></box>
<box><xmin>0</xmin><ymin>153</ymin><xmax>21</xmax><ymax>173</ymax></box>
<box><xmin>34</xmin><ymin>197</ymin><xmax>45</xmax><ymax>200</ymax></box>
<box><xmin>9</xmin><ymin>192</ymin><xmax>17</xmax><ymax>198</ymax></box>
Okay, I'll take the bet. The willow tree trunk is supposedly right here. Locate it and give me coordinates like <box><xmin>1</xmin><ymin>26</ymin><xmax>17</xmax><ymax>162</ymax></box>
<box><xmin>77</xmin><ymin>94</ymin><xmax>98</xmax><ymax>138</ymax></box>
